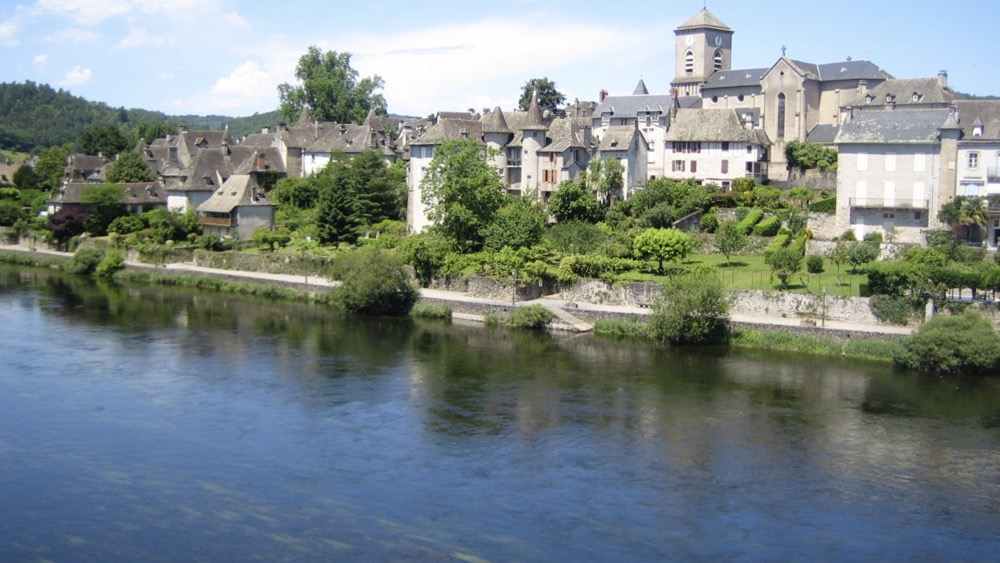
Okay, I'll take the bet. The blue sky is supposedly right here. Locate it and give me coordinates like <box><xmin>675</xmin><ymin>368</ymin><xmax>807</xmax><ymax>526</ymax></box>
<box><xmin>1</xmin><ymin>0</ymin><xmax>997</xmax><ymax>119</ymax></box>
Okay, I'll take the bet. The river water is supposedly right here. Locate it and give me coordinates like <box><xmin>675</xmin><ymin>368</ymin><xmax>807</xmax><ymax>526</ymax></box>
<box><xmin>1</xmin><ymin>266</ymin><xmax>999</xmax><ymax>561</ymax></box>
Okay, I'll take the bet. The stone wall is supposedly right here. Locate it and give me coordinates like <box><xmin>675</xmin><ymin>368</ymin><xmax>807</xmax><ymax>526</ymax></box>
<box><xmin>731</xmin><ymin>290</ymin><xmax>879</xmax><ymax>324</ymax></box>
<box><xmin>806</xmin><ymin>240</ymin><xmax>912</xmax><ymax>260</ymax></box>
<box><xmin>777</xmin><ymin>170</ymin><xmax>837</xmax><ymax>192</ymax></box>
<box><xmin>465</xmin><ymin>275</ymin><xmax>558</xmax><ymax>302</ymax></box>
<box><xmin>807</xmin><ymin>212</ymin><xmax>838</xmax><ymax>241</ymax></box>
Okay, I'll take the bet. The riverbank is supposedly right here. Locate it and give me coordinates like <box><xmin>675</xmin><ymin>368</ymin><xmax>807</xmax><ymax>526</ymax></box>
<box><xmin>0</xmin><ymin>244</ymin><xmax>912</xmax><ymax>351</ymax></box>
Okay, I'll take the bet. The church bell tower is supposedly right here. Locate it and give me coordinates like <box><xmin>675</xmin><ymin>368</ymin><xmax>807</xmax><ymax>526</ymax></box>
<box><xmin>671</xmin><ymin>8</ymin><xmax>733</xmax><ymax>97</ymax></box>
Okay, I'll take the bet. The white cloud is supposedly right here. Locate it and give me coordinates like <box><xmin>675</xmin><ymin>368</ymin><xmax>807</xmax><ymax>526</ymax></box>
<box><xmin>33</xmin><ymin>54</ymin><xmax>49</xmax><ymax>70</ymax></box>
<box><xmin>223</xmin><ymin>11</ymin><xmax>252</xmax><ymax>31</ymax></box>
<box><xmin>58</xmin><ymin>65</ymin><xmax>92</xmax><ymax>86</ymax></box>
<box><xmin>36</xmin><ymin>0</ymin><xmax>131</xmax><ymax>25</ymax></box>
<box><xmin>113</xmin><ymin>27</ymin><xmax>176</xmax><ymax>50</ymax></box>
<box><xmin>176</xmin><ymin>60</ymin><xmax>276</xmax><ymax>115</ymax></box>
<box><xmin>43</xmin><ymin>27</ymin><xmax>98</xmax><ymax>43</ymax></box>
<box><xmin>0</xmin><ymin>19</ymin><xmax>20</xmax><ymax>47</ymax></box>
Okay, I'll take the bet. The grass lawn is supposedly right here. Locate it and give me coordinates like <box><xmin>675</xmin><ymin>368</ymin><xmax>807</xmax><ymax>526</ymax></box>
<box><xmin>622</xmin><ymin>253</ymin><xmax>869</xmax><ymax>298</ymax></box>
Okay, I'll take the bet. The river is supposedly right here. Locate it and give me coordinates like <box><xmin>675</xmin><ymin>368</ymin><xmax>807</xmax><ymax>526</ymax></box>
<box><xmin>1</xmin><ymin>266</ymin><xmax>998</xmax><ymax>561</ymax></box>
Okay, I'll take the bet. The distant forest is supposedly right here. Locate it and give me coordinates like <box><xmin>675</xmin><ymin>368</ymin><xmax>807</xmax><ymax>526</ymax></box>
<box><xmin>0</xmin><ymin>81</ymin><xmax>282</xmax><ymax>154</ymax></box>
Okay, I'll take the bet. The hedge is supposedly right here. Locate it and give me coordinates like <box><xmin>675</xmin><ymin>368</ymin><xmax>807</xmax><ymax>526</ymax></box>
<box><xmin>736</xmin><ymin>208</ymin><xmax>764</xmax><ymax>234</ymax></box>
<box><xmin>753</xmin><ymin>215</ymin><xmax>781</xmax><ymax>236</ymax></box>
<box><xmin>808</xmin><ymin>197</ymin><xmax>836</xmax><ymax>213</ymax></box>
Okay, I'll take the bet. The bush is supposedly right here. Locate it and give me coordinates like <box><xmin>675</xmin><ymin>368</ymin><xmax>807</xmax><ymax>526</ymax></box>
<box><xmin>848</xmin><ymin>241</ymin><xmax>879</xmax><ymax>272</ymax></box>
<box><xmin>649</xmin><ymin>268</ymin><xmax>731</xmax><ymax>344</ymax></box>
<box><xmin>806</xmin><ymin>254</ymin><xmax>824</xmax><ymax>273</ymax></box>
<box><xmin>839</xmin><ymin>229</ymin><xmax>857</xmax><ymax>242</ymax></box>
<box><xmin>736</xmin><ymin>208</ymin><xmax>764</xmax><ymax>234</ymax></box>
<box><xmin>65</xmin><ymin>248</ymin><xmax>105</xmax><ymax>275</ymax></box>
<box><xmin>753</xmin><ymin>215</ymin><xmax>781</xmax><ymax>236</ymax></box>
<box><xmin>808</xmin><ymin>197</ymin><xmax>836</xmax><ymax>213</ymax></box>
<box><xmin>557</xmin><ymin>254</ymin><xmax>640</xmax><ymax>283</ymax></box>
<box><xmin>108</xmin><ymin>214</ymin><xmax>146</xmax><ymax>235</ymax></box>
<box><xmin>869</xmin><ymin>294</ymin><xmax>923</xmax><ymax>326</ymax></box>
<box><xmin>894</xmin><ymin>309</ymin><xmax>1000</xmax><ymax>374</ymax></box>
<box><xmin>700</xmin><ymin>211</ymin><xmax>718</xmax><ymax>233</ymax></box>
<box><xmin>508</xmin><ymin>304</ymin><xmax>554</xmax><ymax>330</ymax></box>
<box><xmin>410</xmin><ymin>303</ymin><xmax>452</xmax><ymax>320</ymax></box>
<box><xmin>330</xmin><ymin>248</ymin><xmax>418</xmax><ymax>315</ymax></box>
<box><xmin>95</xmin><ymin>249</ymin><xmax>126</xmax><ymax>277</ymax></box>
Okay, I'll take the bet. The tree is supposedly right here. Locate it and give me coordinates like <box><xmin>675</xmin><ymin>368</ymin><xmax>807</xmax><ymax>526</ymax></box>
<box><xmin>349</xmin><ymin>150</ymin><xmax>406</xmax><ymax>224</ymax></box>
<box><xmin>483</xmin><ymin>196</ymin><xmax>547</xmax><ymax>251</ymax></box>
<box><xmin>785</xmin><ymin>140</ymin><xmax>838</xmax><ymax>172</ymax></box>
<box><xmin>105</xmin><ymin>151</ymin><xmax>155</xmax><ymax>183</ymax></box>
<box><xmin>518</xmin><ymin>77</ymin><xmax>565</xmax><ymax>113</ymax></box>
<box><xmin>47</xmin><ymin>207</ymin><xmax>88</xmax><ymax>250</ymax></box>
<box><xmin>80</xmin><ymin>183</ymin><xmax>127</xmax><ymax>235</ymax></box>
<box><xmin>315</xmin><ymin>163</ymin><xmax>362</xmax><ymax>245</ymax></box>
<box><xmin>894</xmin><ymin>309</ymin><xmax>1000</xmax><ymax>374</ymax></box>
<box><xmin>787</xmin><ymin>187</ymin><xmax>814</xmax><ymax>208</ymax></box>
<box><xmin>278</xmin><ymin>46</ymin><xmax>387</xmax><ymax>124</ymax></box>
<box><xmin>252</xmin><ymin>226</ymin><xmax>291</xmax><ymax>252</ymax></box>
<box><xmin>939</xmin><ymin>196</ymin><xmax>989</xmax><ymax>242</ymax></box>
<box><xmin>400</xmin><ymin>231</ymin><xmax>453</xmax><ymax>287</ymax></box>
<box><xmin>650</xmin><ymin>268</ymin><xmax>731</xmax><ymax>344</ymax></box>
<box><xmin>847</xmin><ymin>241</ymin><xmax>879</xmax><ymax>273</ymax></box>
<box><xmin>546</xmin><ymin>221</ymin><xmax>606</xmax><ymax>255</ymax></box>
<box><xmin>0</xmin><ymin>200</ymin><xmax>26</xmax><ymax>226</ymax></box>
<box><xmin>587</xmin><ymin>159</ymin><xmax>624</xmax><ymax>207</ymax></box>
<box><xmin>78</xmin><ymin>124</ymin><xmax>130</xmax><ymax>157</ymax></box>
<box><xmin>34</xmin><ymin>144</ymin><xmax>73</xmax><ymax>190</ymax></box>
<box><xmin>714</xmin><ymin>220</ymin><xmax>747</xmax><ymax>266</ymax></box>
<box><xmin>767</xmin><ymin>247</ymin><xmax>802</xmax><ymax>288</ymax></box>
<box><xmin>420</xmin><ymin>138</ymin><xmax>506</xmax><ymax>252</ymax></box>
<box><xmin>12</xmin><ymin>164</ymin><xmax>39</xmax><ymax>190</ymax></box>
<box><xmin>548</xmin><ymin>180</ymin><xmax>603</xmax><ymax>223</ymax></box>
<box><xmin>829</xmin><ymin>239</ymin><xmax>850</xmax><ymax>274</ymax></box>
<box><xmin>633</xmin><ymin>228</ymin><xmax>696</xmax><ymax>273</ymax></box>
<box><xmin>331</xmin><ymin>248</ymin><xmax>418</xmax><ymax>315</ymax></box>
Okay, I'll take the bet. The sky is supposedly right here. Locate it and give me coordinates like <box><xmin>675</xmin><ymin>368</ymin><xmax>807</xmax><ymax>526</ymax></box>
<box><xmin>1</xmin><ymin>0</ymin><xmax>998</xmax><ymax>119</ymax></box>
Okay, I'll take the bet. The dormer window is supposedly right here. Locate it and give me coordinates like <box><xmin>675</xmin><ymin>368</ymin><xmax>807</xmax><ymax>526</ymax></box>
<box><xmin>974</xmin><ymin>124</ymin><xmax>984</xmax><ymax>137</ymax></box>
<box><xmin>886</xmin><ymin>94</ymin><xmax>895</xmax><ymax>103</ymax></box>
<box><xmin>912</xmin><ymin>92</ymin><xmax>922</xmax><ymax>102</ymax></box>
<box><xmin>866</xmin><ymin>95</ymin><xmax>874</xmax><ymax>104</ymax></box>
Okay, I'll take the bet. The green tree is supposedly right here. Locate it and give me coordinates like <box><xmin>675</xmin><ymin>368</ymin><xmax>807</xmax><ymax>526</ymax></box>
<box><xmin>400</xmin><ymin>230</ymin><xmax>453</xmax><ymax>287</ymax></box>
<box><xmin>548</xmin><ymin>180</ymin><xmax>603</xmax><ymax>223</ymax></box>
<box><xmin>420</xmin><ymin>138</ymin><xmax>506</xmax><ymax>252</ymax></box>
<box><xmin>278</xmin><ymin>46</ymin><xmax>387</xmax><ymax>124</ymax></box>
<box><xmin>767</xmin><ymin>247</ymin><xmax>802</xmax><ymax>288</ymax></box>
<box><xmin>938</xmin><ymin>196</ymin><xmax>989</xmax><ymax>242</ymax></box>
<box><xmin>78</xmin><ymin>124</ymin><xmax>130</xmax><ymax>157</ymax></box>
<box><xmin>252</xmin><ymin>226</ymin><xmax>292</xmax><ymax>252</ymax></box>
<box><xmin>587</xmin><ymin>158</ymin><xmax>624</xmax><ymax>207</ymax></box>
<box><xmin>316</xmin><ymin>164</ymin><xmax>362</xmax><ymax>245</ymax></box>
<box><xmin>847</xmin><ymin>241</ymin><xmax>879</xmax><ymax>273</ymax></box>
<box><xmin>633</xmin><ymin>228</ymin><xmax>696</xmax><ymax>273</ymax></box>
<box><xmin>894</xmin><ymin>309</ymin><xmax>1000</xmax><ymax>374</ymax></box>
<box><xmin>829</xmin><ymin>239</ymin><xmax>850</xmax><ymax>274</ymax></box>
<box><xmin>787</xmin><ymin>187</ymin><xmax>814</xmax><ymax>208</ymax></box>
<box><xmin>650</xmin><ymin>268</ymin><xmax>731</xmax><ymax>345</ymax></box>
<box><xmin>80</xmin><ymin>183</ymin><xmax>127</xmax><ymax>235</ymax></box>
<box><xmin>34</xmin><ymin>144</ymin><xmax>73</xmax><ymax>190</ymax></box>
<box><xmin>105</xmin><ymin>151</ymin><xmax>155</xmax><ymax>183</ymax></box>
<box><xmin>331</xmin><ymin>248</ymin><xmax>418</xmax><ymax>315</ymax></box>
<box><xmin>517</xmin><ymin>77</ymin><xmax>566</xmax><ymax>113</ymax></box>
<box><xmin>483</xmin><ymin>196</ymin><xmax>547</xmax><ymax>251</ymax></box>
<box><xmin>13</xmin><ymin>164</ymin><xmax>39</xmax><ymax>190</ymax></box>
<box><xmin>546</xmin><ymin>220</ymin><xmax>606</xmax><ymax>255</ymax></box>
<box><xmin>785</xmin><ymin>140</ymin><xmax>838</xmax><ymax>172</ymax></box>
<box><xmin>349</xmin><ymin>149</ymin><xmax>405</xmax><ymax>224</ymax></box>
<box><xmin>46</xmin><ymin>207</ymin><xmax>88</xmax><ymax>250</ymax></box>
<box><xmin>0</xmin><ymin>200</ymin><xmax>26</xmax><ymax>226</ymax></box>
<box><xmin>714</xmin><ymin>219</ymin><xmax>747</xmax><ymax>266</ymax></box>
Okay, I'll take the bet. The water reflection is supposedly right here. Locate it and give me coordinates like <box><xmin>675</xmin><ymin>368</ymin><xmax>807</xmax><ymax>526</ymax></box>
<box><xmin>2</xmin><ymin>265</ymin><xmax>999</xmax><ymax>560</ymax></box>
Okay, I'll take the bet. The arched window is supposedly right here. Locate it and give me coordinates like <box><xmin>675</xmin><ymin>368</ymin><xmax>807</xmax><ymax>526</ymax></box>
<box><xmin>684</xmin><ymin>50</ymin><xmax>694</xmax><ymax>74</ymax></box>
<box><xmin>713</xmin><ymin>49</ymin><xmax>724</xmax><ymax>72</ymax></box>
<box><xmin>777</xmin><ymin>93</ymin><xmax>786</xmax><ymax>140</ymax></box>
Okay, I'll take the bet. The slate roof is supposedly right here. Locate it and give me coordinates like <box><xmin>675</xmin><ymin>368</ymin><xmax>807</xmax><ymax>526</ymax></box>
<box><xmin>598</xmin><ymin>126</ymin><xmax>643</xmax><ymax>151</ymax></box>
<box><xmin>954</xmin><ymin>100</ymin><xmax>1000</xmax><ymax>140</ymax></box>
<box><xmin>594</xmin><ymin>94</ymin><xmax>674</xmax><ymax>118</ymax></box>
<box><xmin>702</xmin><ymin>68</ymin><xmax>769</xmax><ymax>90</ymax></box>
<box><xmin>677</xmin><ymin>8</ymin><xmax>731</xmax><ymax>31</ymax></box>
<box><xmin>665</xmin><ymin>109</ymin><xmax>769</xmax><ymax>144</ymax></box>
<box><xmin>197</xmin><ymin>175</ymin><xmax>274</xmax><ymax>214</ymax></box>
<box><xmin>481</xmin><ymin>107</ymin><xmax>512</xmax><ymax>134</ymax></box>
<box><xmin>835</xmin><ymin>108</ymin><xmax>955</xmax><ymax>144</ymax></box>
<box><xmin>633</xmin><ymin>79</ymin><xmax>649</xmax><ymax>96</ymax></box>
<box><xmin>409</xmin><ymin>119</ymin><xmax>483</xmax><ymax>146</ymax></box>
<box><xmin>846</xmin><ymin>77</ymin><xmax>963</xmax><ymax>107</ymax></box>
<box><xmin>305</xmin><ymin>124</ymin><xmax>373</xmax><ymax>153</ymax></box>
<box><xmin>538</xmin><ymin>117</ymin><xmax>591</xmax><ymax>154</ymax></box>
<box><xmin>172</xmin><ymin>148</ymin><xmax>233</xmax><ymax>192</ymax></box>
<box><xmin>54</xmin><ymin>181</ymin><xmax>167</xmax><ymax>207</ymax></box>
<box><xmin>815</xmin><ymin>60</ymin><xmax>891</xmax><ymax>82</ymax></box>
<box><xmin>231</xmin><ymin>147</ymin><xmax>286</xmax><ymax>175</ymax></box>
<box><xmin>806</xmin><ymin>124</ymin><xmax>840</xmax><ymax>144</ymax></box>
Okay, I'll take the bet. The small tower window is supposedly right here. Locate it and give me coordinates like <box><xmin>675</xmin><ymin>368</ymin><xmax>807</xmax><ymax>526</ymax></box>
<box><xmin>713</xmin><ymin>49</ymin><xmax>724</xmax><ymax>72</ymax></box>
<box><xmin>684</xmin><ymin>50</ymin><xmax>694</xmax><ymax>74</ymax></box>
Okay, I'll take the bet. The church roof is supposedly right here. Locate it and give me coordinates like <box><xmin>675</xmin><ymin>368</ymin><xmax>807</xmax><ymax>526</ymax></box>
<box><xmin>702</xmin><ymin>68</ymin><xmax>769</xmax><ymax>90</ymax></box>
<box><xmin>594</xmin><ymin>94</ymin><xmax>673</xmax><ymax>118</ymax></box>
<box><xmin>846</xmin><ymin>77</ymin><xmax>962</xmax><ymax>107</ymax></box>
<box><xmin>633</xmin><ymin>79</ymin><xmax>649</xmax><ymax>96</ymax></box>
<box><xmin>676</xmin><ymin>8</ymin><xmax>731</xmax><ymax>31</ymax></box>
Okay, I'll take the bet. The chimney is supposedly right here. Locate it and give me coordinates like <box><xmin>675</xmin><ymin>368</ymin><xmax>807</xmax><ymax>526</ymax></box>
<box><xmin>277</xmin><ymin>122</ymin><xmax>287</xmax><ymax>132</ymax></box>
<box><xmin>168</xmin><ymin>146</ymin><xmax>177</xmax><ymax>164</ymax></box>
<box><xmin>256</xmin><ymin>152</ymin><xmax>266</xmax><ymax>171</ymax></box>
<box><xmin>858</xmin><ymin>79</ymin><xmax>867</xmax><ymax>97</ymax></box>
<box><xmin>179</xmin><ymin>125</ymin><xmax>189</xmax><ymax>133</ymax></box>
<box><xmin>599</xmin><ymin>89</ymin><xmax>608</xmax><ymax>103</ymax></box>
<box><xmin>937</xmin><ymin>70</ymin><xmax>948</xmax><ymax>89</ymax></box>
<box><xmin>261</xmin><ymin>126</ymin><xmax>269</xmax><ymax>134</ymax></box>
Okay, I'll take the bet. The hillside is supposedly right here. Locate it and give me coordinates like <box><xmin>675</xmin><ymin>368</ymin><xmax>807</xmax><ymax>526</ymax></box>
<box><xmin>0</xmin><ymin>81</ymin><xmax>283</xmax><ymax>154</ymax></box>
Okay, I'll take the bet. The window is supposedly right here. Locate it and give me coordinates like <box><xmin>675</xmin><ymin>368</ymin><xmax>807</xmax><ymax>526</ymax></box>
<box><xmin>969</xmin><ymin>152</ymin><xmax>980</xmax><ymax>169</ymax></box>
<box><xmin>857</xmin><ymin>153</ymin><xmax>868</xmax><ymax>171</ymax></box>
<box><xmin>549</xmin><ymin>153</ymin><xmax>556</xmax><ymax>163</ymax></box>
<box><xmin>886</xmin><ymin>94</ymin><xmax>895</xmax><ymax>103</ymax></box>
<box><xmin>885</xmin><ymin>153</ymin><xmax>896</xmax><ymax>172</ymax></box>
<box><xmin>915</xmin><ymin>211</ymin><xmax>922</xmax><ymax>220</ymax></box>
<box><xmin>672</xmin><ymin>160</ymin><xmax>685</xmax><ymax>172</ymax></box>
<box><xmin>684</xmin><ymin>50</ymin><xmax>694</xmax><ymax>74</ymax></box>
<box><xmin>721</xmin><ymin>160</ymin><xmax>729</xmax><ymax>174</ymax></box>
<box><xmin>746</xmin><ymin>145</ymin><xmax>752</xmax><ymax>154</ymax></box>
<box><xmin>912</xmin><ymin>92</ymin><xmax>921</xmax><ymax>102</ymax></box>
<box><xmin>714</xmin><ymin>49</ymin><xmax>724</xmax><ymax>71</ymax></box>
<box><xmin>737</xmin><ymin>95</ymin><xmax>745</xmax><ymax>102</ymax></box>
<box><xmin>914</xmin><ymin>153</ymin><xmax>925</xmax><ymax>172</ymax></box>
<box><xmin>866</xmin><ymin>95</ymin><xmax>874</xmax><ymax>104</ymax></box>
<box><xmin>974</xmin><ymin>124</ymin><xmax>984</xmax><ymax>137</ymax></box>
<box><xmin>690</xmin><ymin>160</ymin><xmax>698</xmax><ymax>173</ymax></box>
<box><xmin>671</xmin><ymin>142</ymin><xmax>701</xmax><ymax>154</ymax></box>
<box><xmin>722</xmin><ymin>181</ymin><xmax>731</xmax><ymax>190</ymax></box>
<box><xmin>776</xmin><ymin>93</ymin><xmax>786</xmax><ymax>140</ymax></box>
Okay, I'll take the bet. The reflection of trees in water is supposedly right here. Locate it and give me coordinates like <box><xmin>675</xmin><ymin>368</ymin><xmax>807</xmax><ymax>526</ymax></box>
<box><xmin>861</xmin><ymin>370</ymin><xmax>1000</xmax><ymax>428</ymax></box>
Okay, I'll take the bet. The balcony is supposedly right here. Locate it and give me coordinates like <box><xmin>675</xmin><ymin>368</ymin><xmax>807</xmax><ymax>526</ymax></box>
<box><xmin>988</xmin><ymin>168</ymin><xmax>1000</xmax><ymax>184</ymax></box>
<box><xmin>849</xmin><ymin>198</ymin><xmax>929</xmax><ymax>210</ymax></box>
<box><xmin>198</xmin><ymin>215</ymin><xmax>234</xmax><ymax>228</ymax></box>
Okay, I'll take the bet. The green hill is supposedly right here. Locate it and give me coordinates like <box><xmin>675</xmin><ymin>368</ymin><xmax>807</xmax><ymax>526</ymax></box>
<box><xmin>0</xmin><ymin>81</ymin><xmax>284</xmax><ymax>153</ymax></box>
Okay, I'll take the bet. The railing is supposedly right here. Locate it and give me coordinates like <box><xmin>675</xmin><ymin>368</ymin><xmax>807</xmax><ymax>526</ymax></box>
<box><xmin>849</xmin><ymin>198</ymin><xmax>929</xmax><ymax>210</ymax></box>
<box><xmin>988</xmin><ymin>168</ymin><xmax>1000</xmax><ymax>183</ymax></box>
<box><xmin>197</xmin><ymin>216</ymin><xmax>233</xmax><ymax>228</ymax></box>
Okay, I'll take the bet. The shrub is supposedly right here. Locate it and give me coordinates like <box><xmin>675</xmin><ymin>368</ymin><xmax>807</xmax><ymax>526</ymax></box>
<box><xmin>894</xmin><ymin>309</ymin><xmax>1000</xmax><ymax>374</ymax></box>
<box><xmin>557</xmin><ymin>254</ymin><xmax>640</xmax><ymax>283</ymax></box>
<box><xmin>806</xmin><ymin>254</ymin><xmax>824</xmax><ymax>273</ymax></box>
<box><xmin>847</xmin><ymin>241</ymin><xmax>879</xmax><ymax>272</ymax></box>
<box><xmin>410</xmin><ymin>303</ymin><xmax>452</xmax><ymax>320</ymax></box>
<box><xmin>508</xmin><ymin>304</ymin><xmax>554</xmax><ymax>330</ymax></box>
<box><xmin>839</xmin><ymin>229</ymin><xmax>857</xmax><ymax>242</ymax></box>
<box><xmin>753</xmin><ymin>215</ymin><xmax>781</xmax><ymax>236</ymax></box>
<box><xmin>763</xmin><ymin>233</ymin><xmax>791</xmax><ymax>263</ymax></box>
<box><xmin>736</xmin><ymin>208</ymin><xmax>764</xmax><ymax>234</ymax></box>
<box><xmin>808</xmin><ymin>197</ymin><xmax>836</xmax><ymax>213</ymax></box>
<box><xmin>108</xmin><ymin>214</ymin><xmax>146</xmax><ymax>235</ymax></box>
<box><xmin>65</xmin><ymin>248</ymin><xmax>105</xmax><ymax>275</ymax></box>
<box><xmin>700</xmin><ymin>211</ymin><xmax>718</xmax><ymax>233</ymax></box>
<box><xmin>95</xmin><ymin>249</ymin><xmax>126</xmax><ymax>277</ymax></box>
<box><xmin>866</xmin><ymin>261</ymin><xmax>921</xmax><ymax>296</ymax></box>
<box><xmin>649</xmin><ymin>268</ymin><xmax>731</xmax><ymax>344</ymax></box>
<box><xmin>863</xmin><ymin>231</ymin><xmax>883</xmax><ymax>245</ymax></box>
<box><xmin>869</xmin><ymin>294</ymin><xmax>923</xmax><ymax>326</ymax></box>
<box><xmin>767</xmin><ymin>247</ymin><xmax>803</xmax><ymax>288</ymax></box>
<box><xmin>734</xmin><ymin>207</ymin><xmax>750</xmax><ymax>221</ymax></box>
<box><xmin>593</xmin><ymin>319</ymin><xmax>652</xmax><ymax>338</ymax></box>
<box><xmin>330</xmin><ymin>248</ymin><xmax>418</xmax><ymax>315</ymax></box>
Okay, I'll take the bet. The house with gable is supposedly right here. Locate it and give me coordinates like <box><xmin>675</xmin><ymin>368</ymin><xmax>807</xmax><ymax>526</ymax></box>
<box><xmin>592</xmin><ymin>81</ymin><xmax>672</xmax><ymax>180</ymax></box>
<box><xmin>595</xmin><ymin>125</ymin><xmax>647</xmax><ymax>200</ymax></box>
<box><xmin>949</xmin><ymin>100</ymin><xmax>1000</xmax><ymax>245</ymax></box>
<box><xmin>834</xmin><ymin>107</ymin><xmax>961</xmax><ymax>244</ymax></box>
<box><xmin>663</xmin><ymin>108</ymin><xmax>769</xmax><ymax>189</ymax></box>
<box><xmin>536</xmin><ymin>116</ymin><xmax>592</xmax><ymax>200</ymax></box>
<box><xmin>196</xmin><ymin>174</ymin><xmax>275</xmax><ymax>239</ymax></box>
<box><xmin>406</xmin><ymin>117</ymin><xmax>484</xmax><ymax>233</ymax></box>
